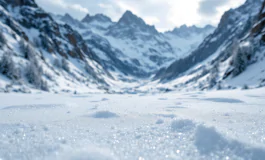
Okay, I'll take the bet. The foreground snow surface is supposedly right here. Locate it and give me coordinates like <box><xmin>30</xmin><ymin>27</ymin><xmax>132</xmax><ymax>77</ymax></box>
<box><xmin>1</xmin><ymin>89</ymin><xmax>265</xmax><ymax>160</ymax></box>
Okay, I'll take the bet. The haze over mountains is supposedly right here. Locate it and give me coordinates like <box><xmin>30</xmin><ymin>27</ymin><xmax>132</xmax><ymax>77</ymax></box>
<box><xmin>0</xmin><ymin>0</ymin><xmax>265</xmax><ymax>93</ymax></box>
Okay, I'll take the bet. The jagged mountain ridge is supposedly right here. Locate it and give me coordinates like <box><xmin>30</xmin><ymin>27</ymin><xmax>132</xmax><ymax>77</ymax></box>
<box><xmin>54</xmin><ymin>10</ymin><xmax>214</xmax><ymax>78</ymax></box>
<box><xmin>82</xmin><ymin>13</ymin><xmax>112</xmax><ymax>25</ymax></box>
<box><xmin>166</xmin><ymin>24</ymin><xmax>215</xmax><ymax>38</ymax></box>
<box><xmin>106</xmin><ymin>10</ymin><xmax>159</xmax><ymax>38</ymax></box>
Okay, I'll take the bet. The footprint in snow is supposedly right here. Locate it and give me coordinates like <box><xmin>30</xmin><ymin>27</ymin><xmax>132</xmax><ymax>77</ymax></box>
<box><xmin>101</xmin><ymin>98</ymin><xmax>109</xmax><ymax>101</ymax></box>
<box><xmin>171</xmin><ymin>119</ymin><xmax>196</xmax><ymax>132</ymax></box>
<box><xmin>156</xmin><ymin>119</ymin><xmax>164</xmax><ymax>124</ymax></box>
<box><xmin>202</xmin><ymin>98</ymin><xmax>244</xmax><ymax>103</ymax></box>
<box><xmin>167</xmin><ymin>106</ymin><xmax>187</xmax><ymax>109</ymax></box>
<box><xmin>156</xmin><ymin>114</ymin><xmax>176</xmax><ymax>119</ymax></box>
<box><xmin>1</xmin><ymin>104</ymin><xmax>64</xmax><ymax>110</ymax></box>
<box><xmin>89</xmin><ymin>111</ymin><xmax>119</xmax><ymax>119</ymax></box>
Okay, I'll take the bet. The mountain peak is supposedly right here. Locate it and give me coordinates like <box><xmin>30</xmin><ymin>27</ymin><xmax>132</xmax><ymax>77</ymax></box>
<box><xmin>81</xmin><ymin>14</ymin><xmax>91</xmax><ymax>23</ymax></box>
<box><xmin>93</xmin><ymin>13</ymin><xmax>112</xmax><ymax>23</ymax></box>
<box><xmin>61</xmin><ymin>13</ymin><xmax>74</xmax><ymax>21</ymax></box>
<box><xmin>204</xmin><ymin>24</ymin><xmax>215</xmax><ymax>30</ymax></box>
<box><xmin>60</xmin><ymin>13</ymin><xmax>77</xmax><ymax>24</ymax></box>
<box><xmin>118</xmin><ymin>10</ymin><xmax>145</xmax><ymax>26</ymax></box>
<box><xmin>107</xmin><ymin>10</ymin><xmax>158</xmax><ymax>39</ymax></box>
<box><xmin>59</xmin><ymin>13</ymin><xmax>86</xmax><ymax>29</ymax></box>
<box><xmin>81</xmin><ymin>13</ymin><xmax>112</xmax><ymax>24</ymax></box>
<box><xmin>123</xmin><ymin>10</ymin><xmax>134</xmax><ymax>17</ymax></box>
<box><xmin>169</xmin><ymin>24</ymin><xmax>215</xmax><ymax>37</ymax></box>
<box><xmin>63</xmin><ymin>13</ymin><xmax>72</xmax><ymax>18</ymax></box>
<box><xmin>179</xmin><ymin>24</ymin><xmax>188</xmax><ymax>29</ymax></box>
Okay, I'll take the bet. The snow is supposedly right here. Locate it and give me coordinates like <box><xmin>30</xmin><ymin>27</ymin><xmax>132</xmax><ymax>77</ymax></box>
<box><xmin>1</xmin><ymin>1</ymin><xmax>265</xmax><ymax>158</ymax></box>
<box><xmin>1</xmin><ymin>88</ymin><xmax>265</xmax><ymax>159</ymax></box>
<box><xmin>171</xmin><ymin>119</ymin><xmax>195</xmax><ymax>132</ymax></box>
<box><xmin>228</xmin><ymin>56</ymin><xmax>265</xmax><ymax>87</ymax></box>
<box><xmin>165</xmin><ymin>30</ymin><xmax>214</xmax><ymax>59</ymax></box>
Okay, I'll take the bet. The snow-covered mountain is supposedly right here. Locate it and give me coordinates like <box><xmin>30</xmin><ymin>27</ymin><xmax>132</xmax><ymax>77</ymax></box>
<box><xmin>82</xmin><ymin>13</ymin><xmax>113</xmax><ymax>30</ymax></box>
<box><xmin>151</xmin><ymin>0</ymin><xmax>265</xmax><ymax>91</ymax></box>
<box><xmin>3</xmin><ymin>0</ymin><xmax>264</xmax><ymax>93</ymax></box>
<box><xmin>55</xmin><ymin>11</ymin><xmax>214</xmax><ymax>78</ymax></box>
<box><xmin>165</xmin><ymin>25</ymin><xmax>215</xmax><ymax>58</ymax></box>
<box><xmin>167</xmin><ymin>25</ymin><xmax>215</xmax><ymax>38</ymax></box>
<box><xmin>0</xmin><ymin>0</ymin><xmax>115</xmax><ymax>93</ymax></box>
<box><xmin>0</xmin><ymin>0</ymin><xmax>213</xmax><ymax>93</ymax></box>
<box><xmin>58</xmin><ymin>13</ymin><xmax>86</xmax><ymax>29</ymax></box>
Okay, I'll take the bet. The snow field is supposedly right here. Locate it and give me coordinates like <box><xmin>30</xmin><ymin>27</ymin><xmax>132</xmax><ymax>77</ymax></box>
<box><xmin>1</xmin><ymin>88</ymin><xmax>265</xmax><ymax>159</ymax></box>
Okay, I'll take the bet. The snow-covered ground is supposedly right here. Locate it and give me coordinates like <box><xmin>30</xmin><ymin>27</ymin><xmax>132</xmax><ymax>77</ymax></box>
<box><xmin>1</xmin><ymin>88</ymin><xmax>265</xmax><ymax>160</ymax></box>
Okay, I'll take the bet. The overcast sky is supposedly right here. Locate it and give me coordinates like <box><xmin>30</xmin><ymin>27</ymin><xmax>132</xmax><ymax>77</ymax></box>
<box><xmin>35</xmin><ymin>0</ymin><xmax>246</xmax><ymax>31</ymax></box>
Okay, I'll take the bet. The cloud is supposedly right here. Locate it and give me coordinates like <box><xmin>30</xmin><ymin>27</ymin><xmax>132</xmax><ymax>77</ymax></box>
<box><xmin>36</xmin><ymin>0</ymin><xmax>89</xmax><ymax>18</ymax></box>
<box><xmin>70</xmin><ymin>4</ymin><xmax>89</xmax><ymax>13</ymax></box>
<box><xmin>198</xmin><ymin>0</ymin><xmax>246</xmax><ymax>25</ymax></box>
<box><xmin>144</xmin><ymin>16</ymin><xmax>160</xmax><ymax>25</ymax></box>
<box><xmin>35</xmin><ymin>0</ymin><xmax>246</xmax><ymax>32</ymax></box>
<box><xmin>98</xmin><ymin>3</ymin><xmax>112</xmax><ymax>9</ymax></box>
<box><xmin>198</xmin><ymin>0</ymin><xmax>230</xmax><ymax>17</ymax></box>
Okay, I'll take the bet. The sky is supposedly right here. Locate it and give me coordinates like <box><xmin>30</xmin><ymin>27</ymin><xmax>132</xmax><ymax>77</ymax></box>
<box><xmin>35</xmin><ymin>0</ymin><xmax>246</xmax><ymax>32</ymax></box>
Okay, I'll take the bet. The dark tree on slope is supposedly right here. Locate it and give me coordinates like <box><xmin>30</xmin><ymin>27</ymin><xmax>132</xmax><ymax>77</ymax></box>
<box><xmin>53</xmin><ymin>59</ymin><xmax>61</xmax><ymax>68</ymax></box>
<box><xmin>232</xmin><ymin>42</ymin><xmax>253</xmax><ymax>77</ymax></box>
<box><xmin>84</xmin><ymin>63</ymin><xmax>108</xmax><ymax>85</ymax></box>
<box><xmin>84</xmin><ymin>63</ymin><xmax>92</xmax><ymax>74</ymax></box>
<box><xmin>25</xmin><ymin>45</ymin><xmax>36</xmax><ymax>61</ymax></box>
<box><xmin>61</xmin><ymin>58</ymin><xmax>70</xmax><ymax>72</ymax></box>
<box><xmin>33</xmin><ymin>37</ymin><xmax>41</xmax><ymax>48</ymax></box>
<box><xmin>40</xmin><ymin>34</ymin><xmax>54</xmax><ymax>53</ymax></box>
<box><xmin>19</xmin><ymin>39</ymin><xmax>26</xmax><ymax>53</ymax></box>
<box><xmin>25</xmin><ymin>56</ymin><xmax>48</xmax><ymax>91</ymax></box>
<box><xmin>19</xmin><ymin>40</ymin><xmax>35</xmax><ymax>59</ymax></box>
<box><xmin>0</xmin><ymin>31</ymin><xmax>6</xmax><ymax>48</ymax></box>
<box><xmin>19</xmin><ymin>40</ymin><xmax>40</xmax><ymax>64</ymax></box>
<box><xmin>0</xmin><ymin>52</ymin><xmax>21</xmax><ymax>80</ymax></box>
<box><xmin>208</xmin><ymin>63</ymin><xmax>219</xmax><ymax>89</ymax></box>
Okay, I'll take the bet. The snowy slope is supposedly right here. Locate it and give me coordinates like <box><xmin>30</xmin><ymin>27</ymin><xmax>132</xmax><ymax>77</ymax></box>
<box><xmin>151</xmin><ymin>0</ymin><xmax>265</xmax><ymax>92</ymax></box>
<box><xmin>0</xmin><ymin>0</ymin><xmax>117</xmax><ymax>93</ymax></box>
<box><xmin>155</xmin><ymin>0</ymin><xmax>263</xmax><ymax>81</ymax></box>
<box><xmin>1</xmin><ymin>88</ymin><xmax>265</xmax><ymax>159</ymax></box>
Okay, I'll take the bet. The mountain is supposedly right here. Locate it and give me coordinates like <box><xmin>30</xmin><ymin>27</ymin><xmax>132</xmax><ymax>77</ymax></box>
<box><xmin>103</xmin><ymin>11</ymin><xmax>176</xmax><ymax>72</ymax></box>
<box><xmin>106</xmin><ymin>10</ymin><xmax>158</xmax><ymax>38</ymax></box>
<box><xmin>0</xmin><ymin>0</ymin><xmax>114</xmax><ymax>93</ymax></box>
<box><xmin>82</xmin><ymin>13</ymin><xmax>112</xmax><ymax>24</ymax></box>
<box><xmin>164</xmin><ymin>25</ymin><xmax>215</xmax><ymax>60</ymax></box>
<box><xmin>57</xmin><ymin>10</ymin><xmax>214</xmax><ymax>79</ymax></box>
<box><xmin>81</xmin><ymin>13</ymin><xmax>113</xmax><ymax>30</ymax></box>
<box><xmin>59</xmin><ymin>13</ymin><xmax>86</xmax><ymax>29</ymax></box>
<box><xmin>0</xmin><ymin>0</ymin><xmax>216</xmax><ymax>93</ymax></box>
<box><xmin>167</xmin><ymin>25</ymin><xmax>215</xmax><ymax>38</ymax></box>
<box><xmin>151</xmin><ymin>0</ymin><xmax>265</xmax><ymax>91</ymax></box>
